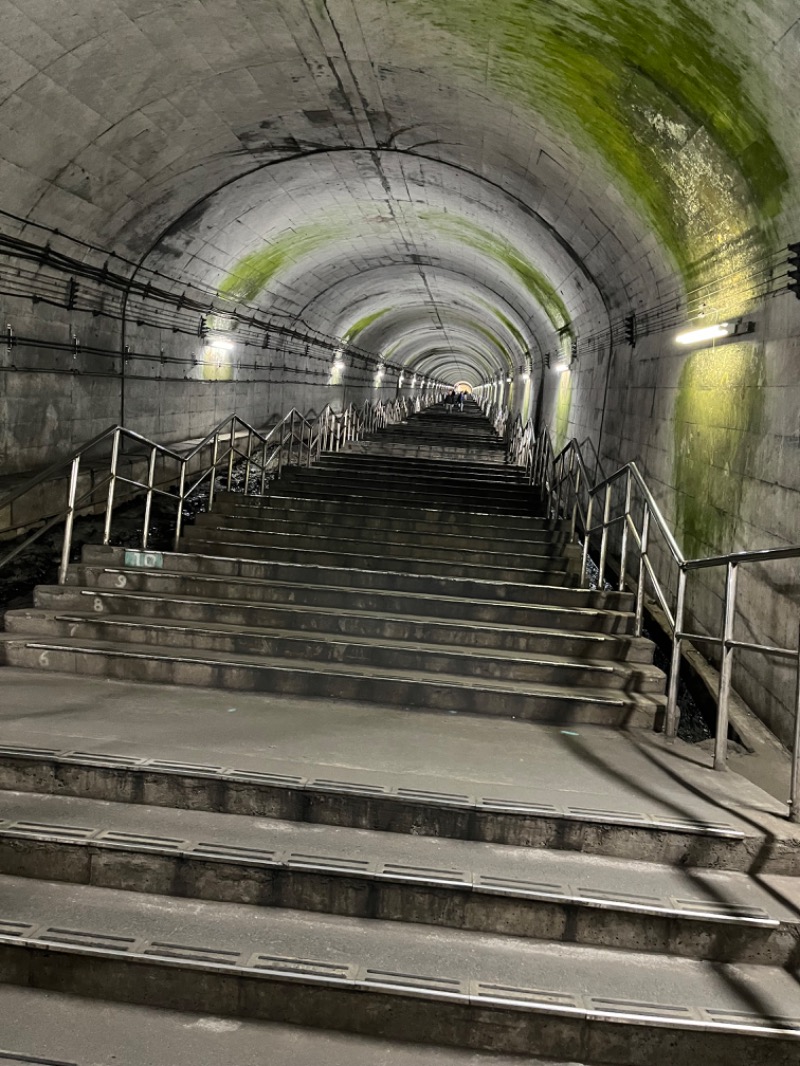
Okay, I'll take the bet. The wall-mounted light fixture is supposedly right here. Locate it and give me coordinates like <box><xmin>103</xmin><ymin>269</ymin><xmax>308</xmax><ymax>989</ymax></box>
<box><xmin>206</xmin><ymin>336</ymin><xmax>235</xmax><ymax>352</ymax></box>
<box><xmin>676</xmin><ymin>320</ymin><xmax>755</xmax><ymax>347</ymax></box>
<box><xmin>332</xmin><ymin>347</ymin><xmax>346</xmax><ymax>371</ymax></box>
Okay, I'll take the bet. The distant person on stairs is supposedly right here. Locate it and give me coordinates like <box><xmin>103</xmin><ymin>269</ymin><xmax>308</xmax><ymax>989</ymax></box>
<box><xmin>458</xmin><ymin>391</ymin><xmax>465</xmax><ymax>412</ymax></box>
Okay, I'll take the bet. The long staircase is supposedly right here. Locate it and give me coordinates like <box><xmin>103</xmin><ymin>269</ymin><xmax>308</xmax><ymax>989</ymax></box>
<box><xmin>0</xmin><ymin>401</ymin><xmax>799</xmax><ymax>1065</ymax></box>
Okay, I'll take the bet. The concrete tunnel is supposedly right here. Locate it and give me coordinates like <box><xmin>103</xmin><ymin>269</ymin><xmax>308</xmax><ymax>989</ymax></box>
<box><xmin>0</xmin><ymin>0</ymin><xmax>800</xmax><ymax>898</ymax></box>
<box><xmin>2</xmin><ymin>0</ymin><xmax>799</xmax><ymax>746</ymax></box>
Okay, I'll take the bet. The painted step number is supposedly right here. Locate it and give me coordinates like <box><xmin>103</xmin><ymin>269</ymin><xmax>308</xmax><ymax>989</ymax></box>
<box><xmin>123</xmin><ymin>550</ymin><xmax>164</xmax><ymax>569</ymax></box>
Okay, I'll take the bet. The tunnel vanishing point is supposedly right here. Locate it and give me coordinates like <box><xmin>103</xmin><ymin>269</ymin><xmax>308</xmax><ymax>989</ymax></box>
<box><xmin>1</xmin><ymin>2</ymin><xmax>800</xmax><ymax>1064</ymax></box>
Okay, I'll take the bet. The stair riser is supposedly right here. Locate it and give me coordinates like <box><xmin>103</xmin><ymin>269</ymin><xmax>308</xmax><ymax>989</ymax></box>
<box><xmin>219</xmin><ymin>495</ymin><xmax>556</xmax><ymax>533</ymax></box>
<box><xmin>64</xmin><ymin>572</ymin><xmax>636</xmax><ymax>632</ymax></box>
<box><xmin>271</xmin><ymin>487</ymin><xmax>539</xmax><ymax>515</ymax></box>
<box><xmin>0</xmin><ymin>756</ymin><xmax>771</xmax><ymax>870</ymax></box>
<box><xmin>0</xmin><ymin>942</ymin><xmax>793</xmax><ymax>1065</ymax></box>
<box><xmin>276</xmin><ymin>474</ymin><xmax>535</xmax><ymax>505</ymax></box>
<box><xmin>0</xmin><ymin>643</ymin><xmax>659</xmax><ymax>725</ymax></box>
<box><xmin>185</xmin><ymin>523</ymin><xmax>566</xmax><ymax>563</ymax></box>
<box><xmin>192</xmin><ymin>513</ymin><xmax>565</xmax><ymax>553</ymax></box>
<box><xmin>4</xmin><ymin>617</ymin><xmax>664</xmax><ymax>693</ymax></box>
<box><xmin>0</xmin><ymin>836</ymin><xmax>786</xmax><ymax>964</ymax></box>
<box><xmin>34</xmin><ymin>589</ymin><xmax>644</xmax><ymax>651</ymax></box>
<box><xmin>73</xmin><ymin>560</ymin><xmax>630</xmax><ymax>613</ymax></box>
<box><xmin>174</xmin><ymin>538</ymin><xmax>570</xmax><ymax>586</ymax></box>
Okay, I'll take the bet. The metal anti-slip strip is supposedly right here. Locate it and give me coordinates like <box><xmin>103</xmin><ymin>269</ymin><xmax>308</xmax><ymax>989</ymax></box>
<box><xmin>0</xmin><ymin>745</ymin><xmax>744</xmax><ymax>839</ymax></box>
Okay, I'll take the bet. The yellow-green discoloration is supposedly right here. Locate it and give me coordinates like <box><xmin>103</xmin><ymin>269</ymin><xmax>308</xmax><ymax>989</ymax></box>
<box><xmin>555</xmin><ymin>371</ymin><xmax>573</xmax><ymax>451</ymax></box>
<box><xmin>422</xmin><ymin>212</ymin><xmax>570</xmax><ymax>330</ymax></box>
<box><xmin>408</xmin><ymin>0</ymin><xmax>788</xmax><ymax>290</ymax></box>
<box><xmin>343</xmin><ymin>309</ymin><xmax>390</xmax><ymax>343</ymax></box>
<box><xmin>673</xmin><ymin>342</ymin><xmax>765</xmax><ymax>556</ymax></box>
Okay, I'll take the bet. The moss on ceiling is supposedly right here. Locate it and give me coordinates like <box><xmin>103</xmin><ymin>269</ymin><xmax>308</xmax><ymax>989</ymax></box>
<box><xmin>407</xmin><ymin>0</ymin><xmax>788</xmax><ymax>293</ymax></box>
<box><xmin>342</xmin><ymin>308</ymin><xmax>390</xmax><ymax>343</ymax></box>
<box><xmin>420</xmin><ymin>213</ymin><xmax>570</xmax><ymax>329</ymax></box>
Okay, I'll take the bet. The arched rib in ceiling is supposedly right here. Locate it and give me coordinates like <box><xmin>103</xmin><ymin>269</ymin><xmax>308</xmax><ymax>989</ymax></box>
<box><xmin>141</xmin><ymin>150</ymin><xmax>598</xmax><ymax>379</ymax></box>
<box><xmin>1</xmin><ymin>0</ymin><xmax>795</xmax><ymax>365</ymax></box>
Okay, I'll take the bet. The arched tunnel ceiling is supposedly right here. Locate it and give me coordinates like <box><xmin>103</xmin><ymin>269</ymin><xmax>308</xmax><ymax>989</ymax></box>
<box><xmin>2</xmin><ymin>0</ymin><xmax>798</xmax><ymax>384</ymax></box>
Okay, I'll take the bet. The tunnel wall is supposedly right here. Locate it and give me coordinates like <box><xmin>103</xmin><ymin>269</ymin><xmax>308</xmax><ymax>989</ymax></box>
<box><xmin>0</xmin><ymin>285</ymin><xmax>400</xmax><ymax>477</ymax></box>
<box><xmin>545</xmin><ymin>294</ymin><xmax>800</xmax><ymax>747</ymax></box>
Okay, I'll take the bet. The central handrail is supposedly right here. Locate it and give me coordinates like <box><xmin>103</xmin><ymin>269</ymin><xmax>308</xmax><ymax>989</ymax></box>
<box><xmin>500</xmin><ymin>407</ymin><xmax>800</xmax><ymax>823</ymax></box>
<box><xmin>0</xmin><ymin>393</ymin><xmax>424</xmax><ymax>589</ymax></box>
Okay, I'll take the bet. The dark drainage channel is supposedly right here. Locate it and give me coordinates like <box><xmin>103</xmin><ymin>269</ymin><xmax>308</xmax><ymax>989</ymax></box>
<box><xmin>583</xmin><ymin>554</ymin><xmax>713</xmax><ymax>744</ymax></box>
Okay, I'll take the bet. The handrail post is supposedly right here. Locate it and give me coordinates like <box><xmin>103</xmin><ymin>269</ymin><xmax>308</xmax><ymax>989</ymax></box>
<box><xmin>790</xmin><ymin>620</ymin><xmax>800</xmax><ymax>823</ymax></box>
<box><xmin>581</xmin><ymin>495</ymin><xmax>594</xmax><ymax>587</ymax></box>
<box><xmin>208</xmin><ymin>431</ymin><xmax>220</xmax><ymax>511</ymax></box>
<box><xmin>58</xmin><ymin>456</ymin><xmax>81</xmax><ymax>585</ymax></box>
<box><xmin>141</xmin><ymin>445</ymin><xmax>158</xmax><ymax>550</ymax></box>
<box><xmin>226</xmin><ymin>421</ymin><xmax>235</xmax><ymax>490</ymax></box>
<box><xmin>635</xmin><ymin>507</ymin><xmax>650</xmax><ymax>638</ymax></box>
<box><xmin>260</xmin><ymin>441</ymin><xmax>268</xmax><ymax>495</ymax></box>
<box><xmin>598</xmin><ymin>484</ymin><xmax>612</xmax><ymax>588</ymax></box>
<box><xmin>569</xmin><ymin>464</ymin><xmax>580</xmax><ymax>544</ymax></box>
<box><xmin>173</xmin><ymin>461</ymin><xmax>187</xmax><ymax>551</ymax></box>
<box><xmin>714</xmin><ymin>561</ymin><xmax>739</xmax><ymax>772</ymax></box>
<box><xmin>619</xmin><ymin>469</ymin><xmax>632</xmax><ymax>592</ymax></box>
<box><xmin>244</xmin><ymin>430</ymin><xmax>254</xmax><ymax>494</ymax></box>
<box><xmin>665</xmin><ymin>568</ymin><xmax>687</xmax><ymax>739</ymax></box>
<box><xmin>102</xmin><ymin>428</ymin><xmax>121</xmax><ymax>545</ymax></box>
<box><xmin>288</xmin><ymin>411</ymin><xmax>296</xmax><ymax>466</ymax></box>
<box><xmin>277</xmin><ymin>421</ymin><xmax>286</xmax><ymax>476</ymax></box>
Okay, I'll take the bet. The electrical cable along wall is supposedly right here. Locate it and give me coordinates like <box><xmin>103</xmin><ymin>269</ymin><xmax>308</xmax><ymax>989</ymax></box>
<box><xmin>0</xmin><ymin>222</ymin><xmax>411</xmax><ymax>474</ymax></box>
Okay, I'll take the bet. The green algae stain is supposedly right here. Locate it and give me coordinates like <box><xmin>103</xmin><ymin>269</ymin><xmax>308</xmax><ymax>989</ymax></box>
<box><xmin>555</xmin><ymin>371</ymin><xmax>573</xmax><ymax>451</ymax></box>
<box><xmin>673</xmin><ymin>342</ymin><xmax>765</xmax><ymax>557</ymax></box>
<box><xmin>343</xmin><ymin>308</ymin><xmax>390</xmax><ymax>344</ymax></box>
<box><xmin>407</xmin><ymin>0</ymin><xmax>788</xmax><ymax>285</ymax></box>
<box><xmin>422</xmin><ymin>212</ymin><xmax>570</xmax><ymax>330</ymax></box>
<box><xmin>219</xmin><ymin>221</ymin><xmax>349</xmax><ymax>302</ymax></box>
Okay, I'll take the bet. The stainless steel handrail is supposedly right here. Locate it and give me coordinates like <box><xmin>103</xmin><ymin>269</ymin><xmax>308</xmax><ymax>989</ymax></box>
<box><xmin>0</xmin><ymin>393</ymin><xmax>421</xmax><ymax>588</ymax></box>
<box><xmin>499</xmin><ymin>407</ymin><xmax>800</xmax><ymax>822</ymax></box>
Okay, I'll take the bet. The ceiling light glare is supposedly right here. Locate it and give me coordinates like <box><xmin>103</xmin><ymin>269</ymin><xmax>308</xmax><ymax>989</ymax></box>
<box><xmin>676</xmin><ymin>323</ymin><xmax>731</xmax><ymax>346</ymax></box>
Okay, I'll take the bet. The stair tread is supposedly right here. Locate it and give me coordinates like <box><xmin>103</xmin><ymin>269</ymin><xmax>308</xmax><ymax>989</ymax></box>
<box><xmin>1</xmin><ymin>633</ymin><xmax>663</xmax><ymax>704</ymax></box>
<box><xmin>0</xmin><ymin>984</ymin><xmax>557</xmax><ymax>1066</ymax></box>
<box><xmin>39</xmin><ymin>585</ymin><xmax>641</xmax><ymax>639</ymax></box>
<box><xmin>1</xmin><ymin>788</ymin><xmax>794</xmax><ymax>924</ymax></box>
<box><xmin>12</xmin><ymin>609</ymin><xmax>663</xmax><ymax>681</ymax></box>
<box><xmin>0</xmin><ymin>667</ymin><xmax>791</xmax><ymax>844</ymax></box>
<box><xmin>1</xmin><ymin>873</ymin><xmax>798</xmax><ymax>1029</ymax></box>
<box><xmin>76</xmin><ymin>558</ymin><xmax>631</xmax><ymax>612</ymax></box>
<box><xmin>180</xmin><ymin>536</ymin><xmax>569</xmax><ymax>577</ymax></box>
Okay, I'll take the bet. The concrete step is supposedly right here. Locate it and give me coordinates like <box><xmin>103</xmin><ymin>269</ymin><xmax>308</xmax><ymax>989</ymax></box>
<box><xmin>176</xmin><ymin>532</ymin><xmax>573</xmax><ymax>585</ymax></box>
<box><xmin>59</xmin><ymin>565</ymin><xmax>636</xmax><ymax>633</ymax></box>
<box><xmin>0</xmin><ymin>634</ymin><xmax>664</xmax><ymax>726</ymax></box>
<box><xmin>218</xmin><ymin>492</ymin><xmax>555</xmax><ymax>534</ymax></box>
<box><xmin>0</xmin><ymin>984</ymin><xmax>571</xmax><ymax>1066</ymax></box>
<box><xmin>72</xmin><ymin>547</ymin><xmax>630</xmax><ymax>614</ymax></box>
<box><xmin>276</xmin><ymin>469</ymin><xmax>535</xmax><ymax>503</ymax></box>
<box><xmin>271</xmin><ymin>481</ymin><xmax>540</xmax><ymax>515</ymax></box>
<box><xmin>4</xmin><ymin>611</ymin><xmax>666</xmax><ymax>693</ymax></box>
<box><xmin>0</xmin><ymin>873</ymin><xmax>798</xmax><ymax>1064</ymax></box>
<box><xmin>317</xmin><ymin>454</ymin><xmax>527</xmax><ymax>481</ymax></box>
<box><xmin>190</xmin><ymin>514</ymin><xmax>568</xmax><ymax>560</ymax></box>
<box><xmin>33</xmin><ymin>586</ymin><xmax>647</xmax><ymax>652</ymax></box>
<box><xmin>0</xmin><ymin>788</ymin><xmax>795</xmax><ymax>964</ymax></box>
<box><xmin>195</xmin><ymin>507</ymin><xmax>565</xmax><ymax>550</ymax></box>
<box><xmin>0</xmin><ymin>733</ymin><xmax>789</xmax><ymax>874</ymax></box>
